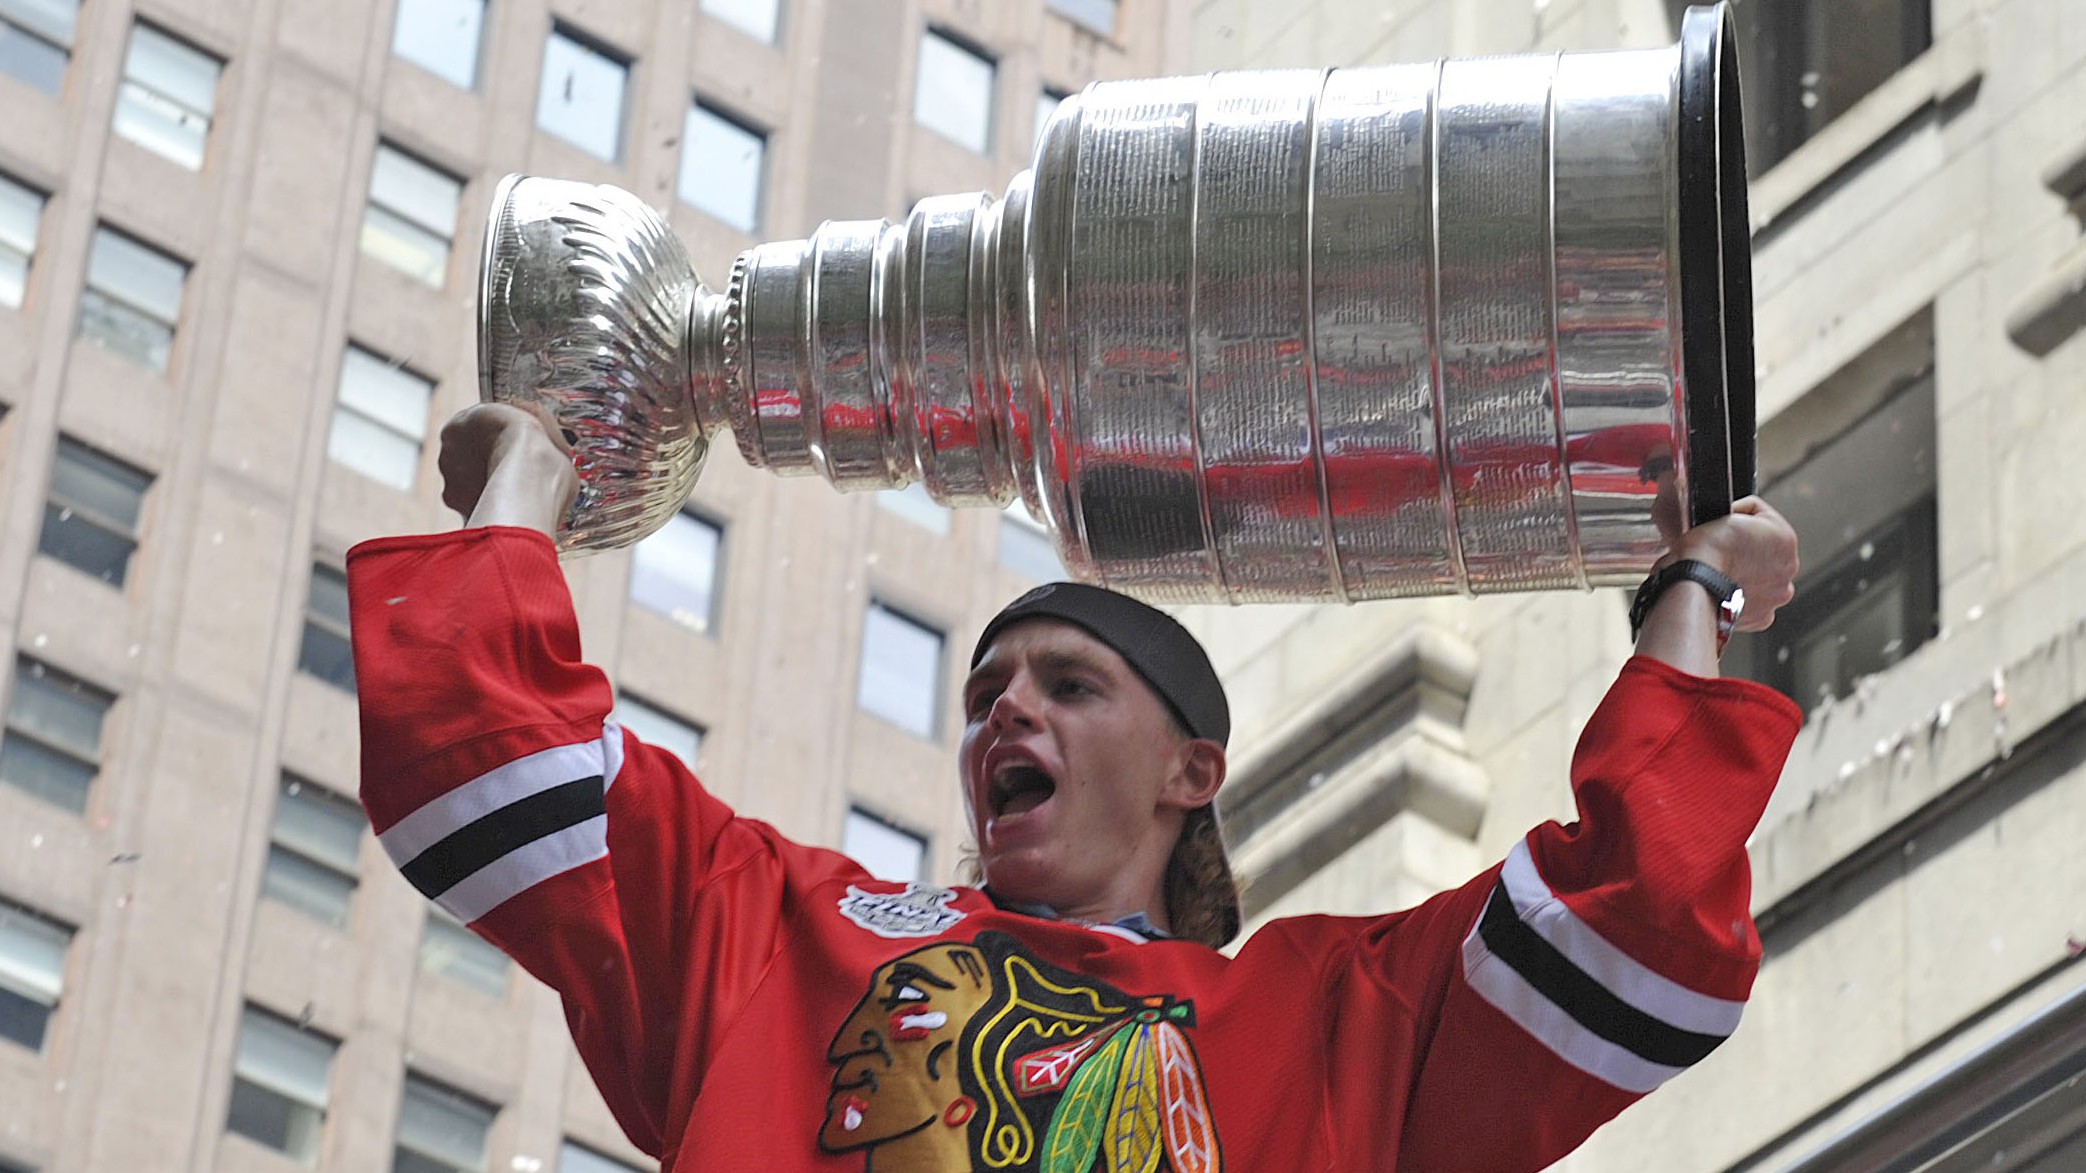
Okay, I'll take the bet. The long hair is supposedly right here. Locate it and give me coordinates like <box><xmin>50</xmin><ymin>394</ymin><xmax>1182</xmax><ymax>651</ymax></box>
<box><xmin>1164</xmin><ymin>805</ymin><xmax>1241</xmax><ymax>948</ymax></box>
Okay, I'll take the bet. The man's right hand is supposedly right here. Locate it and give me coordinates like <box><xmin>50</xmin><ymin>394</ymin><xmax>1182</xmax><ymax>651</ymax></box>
<box><xmin>436</xmin><ymin>402</ymin><xmax>579</xmax><ymax>538</ymax></box>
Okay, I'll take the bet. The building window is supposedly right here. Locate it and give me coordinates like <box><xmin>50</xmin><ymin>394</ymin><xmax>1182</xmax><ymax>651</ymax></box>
<box><xmin>0</xmin><ymin>0</ymin><xmax>76</xmax><ymax>95</ymax></box>
<box><xmin>391</xmin><ymin>0</ymin><xmax>483</xmax><ymax>89</ymax></box>
<box><xmin>1701</xmin><ymin>0</ymin><xmax>1931</xmax><ymax>174</ymax></box>
<box><xmin>629</xmin><ymin>510</ymin><xmax>722</xmax><ymax>632</ymax></box>
<box><xmin>362</xmin><ymin>144</ymin><xmax>462</xmax><ymax>287</ymax></box>
<box><xmin>1034</xmin><ymin>87</ymin><xmax>1068</xmax><ymax>153</ymax></box>
<box><xmin>298</xmin><ymin>563</ymin><xmax>355</xmax><ymax>694</ymax></box>
<box><xmin>0</xmin><ymin>172</ymin><xmax>43</xmax><ymax>309</ymax></box>
<box><xmin>843</xmin><ymin>807</ymin><xmax>926</xmax><ymax>883</ymax></box>
<box><xmin>878</xmin><ymin>482</ymin><xmax>951</xmax><ymax>535</ymax></box>
<box><xmin>700</xmin><ymin>0</ymin><xmax>778</xmax><ymax>42</ymax></box>
<box><xmin>559</xmin><ymin>1142</ymin><xmax>645</xmax><ymax>1173</ymax></box>
<box><xmin>419</xmin><ymin>907</ymin><xmax>510</xmax><ymax>997</ymax></box>
<box><xmin>1046</xmin><ymin>0</ymin><xmax>1117</xmax><ymax>38</ymax></box>
<box><xmin>678</xmin><ymin>101</ymin><xmax>764</xmax><ymax>234</ymax></box>
<box><xmin>261</xmin><ymin>775</ymin><xmax>365</xmax><ymax>928</ymax></box>
<box><xmin>395</xmin><ymin>1075</ymin><xmax>495</xmax><ymax>1173</ymax></box>
<box><xmin>537</xmin><ymin>25</ymin><xmax>628</xmax><ymax>163</ymax></box>
<box><xmin>0</xmin><ymin>658</ymin><xmax>111</xmax><ymax>815</ymax></box>
<box><xmin>112</xmin><ymin>23</ymin><xmax>221</xmax><ymax>170</ymax></box>
<box><xmin>41</xmin><ymin>436</ymin><xmax>151</xmax><ymax>586</ymax></box>
<box><xmin>998</xmin><ymin>502</ymin><xmax>1061</xmax><ymax>582</ymax></box>
<box><xmin>610</xmin><ymin>694</ymin><xmax>702</xmax><ymax>769</ymax></box>
<box><xmin>0</xmin><ymin>899</ymin><xmax>69</xmax><ymax>1052</ymax></box>
<box><xmin>226</xmin><ymin>1006</ymin><xmax>334</xmax><ymax>1165</ymax></box>
<box><xmin>1724</xmin><ymin>318</ymin><xmax>1937</xmax><ymax>713</ymax></box>
<box><xmin>329</xmin><ymin>345</ymin><xmax>433</xmax><ymax>491</ymax></box>
<box><xmin>78</xmin><ymin>225</ymin><xmax>186</xmax><ymax>371</ymax></box>
<box><xmin>858</xmin><ymin>603</ymin><xmax>943</xmax><ymax>739</ymax></box>
<box><xmin>914</xmin><ymin>29</ymin><xmax>994</xmax><ymax>154</ymax></box>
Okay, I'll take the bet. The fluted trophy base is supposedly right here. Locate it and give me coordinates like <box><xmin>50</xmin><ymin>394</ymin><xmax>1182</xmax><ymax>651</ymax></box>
<box><xmin>477</xmin><ymin>4</ymin><xmax>1753</xmax><ymax>603</ymax></box>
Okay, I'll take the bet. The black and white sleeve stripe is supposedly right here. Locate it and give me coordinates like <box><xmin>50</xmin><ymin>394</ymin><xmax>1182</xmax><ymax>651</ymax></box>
<box><xmin>377</xmin><ymin>726</ymin><xmax>626</xmax><ymax>924</ymax></box>
<box><xmin>1460</xmin><ymin>839</ymin><xmax>1746</xmax><ymax>1094</ymax></box>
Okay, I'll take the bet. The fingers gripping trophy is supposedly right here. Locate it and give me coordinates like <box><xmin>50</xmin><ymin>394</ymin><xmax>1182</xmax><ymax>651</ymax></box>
<box><xmin>476</xmin><ymin>4</ymin><xmax>1753</xmax><ymax>606</ymax></box>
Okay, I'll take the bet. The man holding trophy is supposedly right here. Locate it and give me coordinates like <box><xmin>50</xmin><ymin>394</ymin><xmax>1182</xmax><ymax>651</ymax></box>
<box><xmin>351</xmin><ymin>6</ymin><xmax>1808</xmax><ymax>1169</ymax></box>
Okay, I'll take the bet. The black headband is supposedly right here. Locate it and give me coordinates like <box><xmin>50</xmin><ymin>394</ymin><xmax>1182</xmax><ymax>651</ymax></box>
<box><xmin>970</xmin><ymin>582</ymin><xmax>1230</xmax><ymax>747</ymax></box>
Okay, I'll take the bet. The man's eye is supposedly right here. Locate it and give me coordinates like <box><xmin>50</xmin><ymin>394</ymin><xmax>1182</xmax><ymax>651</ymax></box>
<box><xmin>894</xmin><ymin>984</ymin><xmax>925</xmax><ymax>1002</ymax></box>
<box><xmin>1053</xmin><ymin>679</ymin><xmax>1091</xmax><ymax>698</ymax></box>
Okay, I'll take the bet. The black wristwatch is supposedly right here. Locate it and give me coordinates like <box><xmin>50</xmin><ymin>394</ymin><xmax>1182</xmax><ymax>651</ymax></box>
<box><xmin>1628</xmin><ymin>559</ymin><xmax>1744</xmax><ymax>650</ymax></box>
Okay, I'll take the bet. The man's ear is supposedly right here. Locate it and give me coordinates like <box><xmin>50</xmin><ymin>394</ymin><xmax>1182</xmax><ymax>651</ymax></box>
<box><xmin>1164</xmin><ymin>738</ymin><xmax>1226</xmax><ymax>811</ymax></box>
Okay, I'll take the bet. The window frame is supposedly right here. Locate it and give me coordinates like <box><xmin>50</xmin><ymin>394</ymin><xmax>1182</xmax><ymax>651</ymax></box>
<box><xmin>912</xmin><ymin>26</ymin><xmax>996</xmax><ymax>155</ymax></box>
<box><xmin>0</xmin><ymin>896</ymin><xmax>71</xmax><ymax>1054</ymax></box>
<box><xmin>0</xmin><ymin>0</ymin><xmax>77</xmax><ymax>96</ymax></box>
<box><xmin>41</xmin><ymin>434</ymin><xmax>151</xmax><ymax>587</ymax></box>
<box><xmin>698</xmin><ymin>0</ymin><xmax>780</xmax><ymax>44</ymax></box>
<box><xmin>297</xmin><ymin>562</ymin><xmax>356</xmax><ymax>694</ymax></box>
<box><xmin>361</xmin><ymin>142</ymin><xmax>463</xmax><ymax>288</ymax></box>
<box><xmin>225</xmin><ymin>1003</ymin><xmax>336</xmax><ymax>1165</ymax></box>
<box><xmin>389</xmin><ymin>0</ymin><xmax>486</xmax><ymax>90</ymax></box>
<box><xmin>856</xmin><ymin>600</ymin><xmax>946</xmax><ymax>740</ymax></box>
<box><xmin>111</xmin><ymin>21</ymin><xmax>222</xmax><ymax>170</ymax></box>
<box><xmin>609</xmin><ymin>692</ymin><xmax>703</xmax><ymax>769</ymax></box>
<box><xmin>77</xmin><ymin>223</ymin><xmax>186</xmax><ymax>372</ymax></box>
<box><xmin>842</xmin><ymin>805</ymin><xmax>928</xmax><ymax>884</ymax></box>
<box><xmin>1044</xmin><ymin>0</ymin><xmax>1117</xmax><ymax>39</ymax></box>
<box><xmin>628</xmin><ymin>507</ymin><xmax>725</xmax><ymax>633</ymax></box>
<box><xmin>0</xmin><ymin>170</ymin><xmax>45</xmax><ymax>309</ymax></box>
<box><xmin>328</xmin><ymin>342</ymin><xmax>434</xmax><ymax>491</ymax></box>
<box><xmin>0</xmin><ymin>656</ymin><xmax>113</xmax><ymax>815</ymax></box>
<box><xmin>260</xmin><ymin>773</ymin><xmax>366</xmax><ymax>929</ymax></box>
<box><xmin>395</xmin><ymin>1073</ymin><xmax>497</xmax><ymax>1173</ymax></box>
<box><xmin>536</xmin><ymin>23</ymin><xmax>632</xmax><ymax>164</ymax></box>
<box><xmin>678</xmin><ymin>98</ymin><xmax>767</xmax><ymax>234</ymax></box>
<box><xmin>418</xmin><ymin>905</ymin><xmax>511</xmax><ymax>997</ymax></box>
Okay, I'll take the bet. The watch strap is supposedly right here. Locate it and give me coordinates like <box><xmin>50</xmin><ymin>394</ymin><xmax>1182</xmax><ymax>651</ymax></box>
<box><xmin>1629</xmin><ymin>558</ymin><xmax>1743</xmax><ymax>647</ymax></box>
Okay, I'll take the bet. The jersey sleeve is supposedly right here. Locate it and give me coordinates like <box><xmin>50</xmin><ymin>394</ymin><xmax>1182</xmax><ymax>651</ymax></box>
<box><xmin>347</xmin><ymin>526</ymin><xmax>849</xmax><ymax>1157</ymax></box>
<box><xmin>1386</xmin><ymin>656</ymin><xmax>1803</xmax><ymax>1172</ymax></box>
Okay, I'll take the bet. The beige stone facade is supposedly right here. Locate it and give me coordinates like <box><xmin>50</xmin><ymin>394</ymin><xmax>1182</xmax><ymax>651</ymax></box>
<box><xmin>0</xmin><ymin>1</ymin><xmax>1184</xmax><ymax>1170</ymax></box>
<box><xmin>1188</xmin><ymin>0</ymin><xmax>2086</xmax><ymax>1169</ymax></box>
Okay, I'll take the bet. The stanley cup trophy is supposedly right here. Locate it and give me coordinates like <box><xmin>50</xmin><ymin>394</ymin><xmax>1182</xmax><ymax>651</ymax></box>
<box><xmin>478</xmin><ymin>5</ymin><xmax>1753</xmax><ymax>604</ymax></box>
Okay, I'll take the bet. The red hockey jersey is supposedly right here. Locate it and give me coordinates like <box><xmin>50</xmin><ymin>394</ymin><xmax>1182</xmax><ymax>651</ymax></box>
<box><xmin>349</xmin><ymin>526</ymin><xmax>1802</xmax><ymax>1173</ymax></box>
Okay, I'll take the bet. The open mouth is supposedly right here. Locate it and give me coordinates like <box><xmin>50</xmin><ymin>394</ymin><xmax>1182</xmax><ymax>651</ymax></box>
<box><xmin>989</xmin><ymin>763</ymin><xmax>1058</xmax><ymax>819</ymax></box>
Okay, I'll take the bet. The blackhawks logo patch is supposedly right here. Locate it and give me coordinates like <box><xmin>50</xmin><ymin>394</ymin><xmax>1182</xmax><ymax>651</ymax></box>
<box><xmin>838</xmin><ymin>882</ymin><xmax>967</xmax><ymax>939</ymax></box>
<box><xmin>818</xmin><ymin>930</ymin><xmax>1222</xmax><ymax>1172</ymax></box>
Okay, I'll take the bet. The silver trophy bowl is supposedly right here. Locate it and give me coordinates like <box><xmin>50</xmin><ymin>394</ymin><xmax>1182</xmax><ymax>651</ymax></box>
<box><xmin>478</xmin><ymin>4</ymin><xmax>1752</xmax><ymax>604</ymax></box>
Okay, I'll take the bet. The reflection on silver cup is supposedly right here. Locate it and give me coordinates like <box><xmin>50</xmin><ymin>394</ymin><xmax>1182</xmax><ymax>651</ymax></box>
<box><xmin>478</xmin><ymin>4</ymin><xmax>1752</xmax><ymax>604</ymax></box>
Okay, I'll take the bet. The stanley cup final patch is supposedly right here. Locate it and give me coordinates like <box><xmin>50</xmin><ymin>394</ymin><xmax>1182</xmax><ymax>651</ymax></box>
<box><xmin>839</xmin><ymin>882</ymin><xmax>967</xmax><ymax>939</ymax></box>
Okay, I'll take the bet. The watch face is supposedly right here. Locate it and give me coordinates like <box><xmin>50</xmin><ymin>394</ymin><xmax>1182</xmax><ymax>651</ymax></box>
<box><xmin>1724</xmin><ymin>587</ymin><xmax>1746</xmax><ymax>618</ymax></box>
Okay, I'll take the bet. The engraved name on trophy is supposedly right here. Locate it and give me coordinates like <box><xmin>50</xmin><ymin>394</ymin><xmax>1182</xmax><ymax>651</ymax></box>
<box><xmin>477</xmin><ymin>4</ymin><xmax>1751</xmax><ymax>604</ymax></box>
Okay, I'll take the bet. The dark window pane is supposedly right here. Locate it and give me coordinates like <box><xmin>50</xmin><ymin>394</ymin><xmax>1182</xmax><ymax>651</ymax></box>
<box><xmin>297</xmin><ymin>622</ymin><xmax>355</xmax><ymax>693</ymax></box>
<box><xmin>1717</xmin><ymin>0</ymin><xmax>1930</xmax><ymax>173</ymax></box>
<box><xmin>300</xmin><ymin>566</ymin><xmax>355</xmax><ymax>693</ymax></box>
<box><xmin>226</xmin><ymin>1077</ymin><xmax>320</xmax><ymax>1162</ymax></box>
<box><xmin>38</xmin><ymin>501</ymin><xmax>134</xmax><ymax>583</ymax></box>
<box><xmin>0</xmin><ymin>735</ymin><xmax>93</xmax><ymax>813</ymax></box>
<box><xmin>0</xmin><ymin>984</ymin><xmax>49</xmax><ymax>1050</ymax></box>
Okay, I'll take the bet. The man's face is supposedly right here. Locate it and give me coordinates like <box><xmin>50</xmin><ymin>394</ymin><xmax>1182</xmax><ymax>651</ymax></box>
<box><xmin>958</xmin><ymin>619</ymin><xmax>1213</xmax><ymax>922</ymax></box>
<box><xmin>820</xmin><ymin>944</ymin><xmax>992</xmax><ymax>1151</ymax></box>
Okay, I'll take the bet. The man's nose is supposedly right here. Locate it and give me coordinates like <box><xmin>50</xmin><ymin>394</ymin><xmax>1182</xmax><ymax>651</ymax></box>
<box><xmin>988</xmin><ymin>676</ymin><xmax>1040</xmax><ymax>732</ymax></box>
